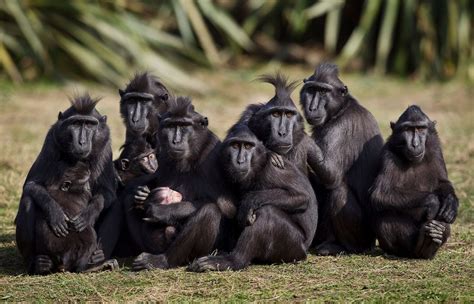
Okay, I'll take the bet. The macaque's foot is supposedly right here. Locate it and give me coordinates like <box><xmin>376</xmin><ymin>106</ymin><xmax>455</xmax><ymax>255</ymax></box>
<box><xmin>34</xmin><ymin>255</ymin><xmax>53</xmax><ymax>275</ymax></box>
<box><xmin>85</xmin><ymin>259</ymin><xmax>119</xmax><ymax>272</ymax></box>
<box><xmin>132</xmin><ymin>253</ymin><xmax>169</xmax><ymax>271</ymax></box>
<box><xmin>165</xmin><ymin>226</ymin><xmax>177</xmax><ymax>242</ymax></box>
<box><xmin>88</xmin><ymin>249</ymin><xmax>105</xmax><ymax>265</ymax></box>
<box><xmin>425</xmin><ymin>220</ymin><xmax>446</xmax><ymax>245</ymax></box>
<box><xmin>187</xmin><ymin>255</ymin><xmax>242</xmax><ymax>272</ymax></box>
<box><xmin>314</xmin><ymin>242</ymin><xmax>346</xmax><ymax>256</ymax></box>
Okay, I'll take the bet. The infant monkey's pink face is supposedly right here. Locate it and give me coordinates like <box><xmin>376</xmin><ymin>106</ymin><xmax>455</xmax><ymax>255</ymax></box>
<box><xmin>152</xmin><ymin>187</ymin><xmax>182</xmax><ymax>204</ymax></box>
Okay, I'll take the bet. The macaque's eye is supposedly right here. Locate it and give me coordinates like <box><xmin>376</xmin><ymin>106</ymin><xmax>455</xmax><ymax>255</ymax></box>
<box><xmin>272</xmin><ymin>112</ymin><xmax>281</xmax><ymax>118</ymax></box>
<box><xmin>149</xmin><ymin>154</ymin><xmax>155</xmax><ymax>160</ymax></box>
<box><xmin>244</xmin><ymin>143</ymin><xmax>252</xmax><ymax>150</ymax></box>
<box><xmin>121</xmin><ymin>159</ymin><xmax>130</xmax><ymax>170</ymax></box>
<box><xmin>142</xmin><ymin>156</ymin><xmax>148</xmax><ymax>162</ymax></box>
<box><xmin>61</xmin><ymin>181</ymin><xmax>72</xmax><ymax>192</ymax></box>
<box><xmin>286</xmin><ymin>112</ymin><xmax>294</xmax><ymax>118</ymax></box>
<box><xmin>84</xmin><ymin>121</ymin><xmax>98</xmax><ymax>129</ymax></box>
<box><xmin>231</xmin><ymin>143</ymin><xmax>239</xmax><ymax>149</ymax></box>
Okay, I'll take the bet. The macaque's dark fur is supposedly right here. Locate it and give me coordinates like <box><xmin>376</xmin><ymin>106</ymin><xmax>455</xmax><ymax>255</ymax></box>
<box><xmin>370</xmin><ymin>105</ymin><xmax>458</xmax><ymax>259</ymax></box>
<box><xmin>119</xmin><ymin>73</ymin><xmax>170</xmax><ymax>149</ymax></box>
<box><xmin>114</xmin><ymin>138</ymin><xmax>157</xmax><ymax>188</ymax></box>
<box><xmin>15</xmin><ymin>95</ymin><xmax>117</xmax><ymax>273</ymax></box>
<box><xmin>188</xmin><ymin>124</ymin><xmax>318</xmax><ymax>271</ymax></box>
<box><xmin>299</xmin><ymin>63</ymin><xmax>384</xmax><ymax>254</ymax></box>
<box><xmin>35</xmin><ymin>163</ymin><xmax>101</xmax><ymax>273</ymax></box>
<box><xmin>237</xmin><ymin>74</ymin><xmax>322</xmax><ymax>176</ymax></box>
<box><xmin>121</xmin><ymin>97</ymin><xmax>237</xmax><ymax>270</ymax></box>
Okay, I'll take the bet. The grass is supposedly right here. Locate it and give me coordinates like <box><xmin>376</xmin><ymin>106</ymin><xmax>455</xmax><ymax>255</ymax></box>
<box><xmin>0</xmin><ymin>66</ymin><xmax>472</xmax><ymax>301</ymax></box>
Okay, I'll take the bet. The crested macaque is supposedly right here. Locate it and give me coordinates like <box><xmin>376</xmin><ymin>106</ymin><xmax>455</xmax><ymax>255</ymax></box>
<box><xmin>371</xmin><ymin>105</ymin><xmax>458</xmax><ymax>259</ymax></box>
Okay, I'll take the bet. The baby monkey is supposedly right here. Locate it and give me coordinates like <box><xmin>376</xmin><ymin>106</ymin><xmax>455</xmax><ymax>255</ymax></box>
<box><xmin>34</xmin><ymin>162</ymin><xmax>118</xmax><ymax>274</ymax></box>
<box><xmin>114</xmin><ymin>138</ymin><xmax>158</xmax><ymax>186</ymax></box>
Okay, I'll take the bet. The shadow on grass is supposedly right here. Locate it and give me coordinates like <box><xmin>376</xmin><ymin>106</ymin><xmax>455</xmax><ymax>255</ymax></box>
<box><xmin>0</xmin><ymin>233</ymin><xmax>26</xmax><ymax>275</ymax></box>
<box><xmin>308</xmin><ymin>246</ymin><xmax>386</xmax><ymax>257</ymax></box>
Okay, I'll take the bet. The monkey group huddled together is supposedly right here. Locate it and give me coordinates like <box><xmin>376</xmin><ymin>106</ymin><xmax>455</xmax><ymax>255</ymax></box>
<box><xmin>15</xmin><ymin>63</ymin><xmax>458</xmax><ymax>275</ymax></box>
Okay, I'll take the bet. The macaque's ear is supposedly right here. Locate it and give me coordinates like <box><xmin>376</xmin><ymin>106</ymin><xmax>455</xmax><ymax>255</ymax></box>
<box><xmin>58</xmin><ymin>111</ymin><xmax>63</xmax><ymax>120</ymax></box>
<box><xmin>160</xmin><ymin>93</ymin><xmax>169</xmax><ymax>101</ymax></box>
<box><xmin>120</xmin><ymin>159</ymin><xmax>130</xmax><ymax>171</ymax></box>
<box><xmin>119</xmin><ymin>89</ymin><xmax>125</xmax><ymax>97</ymax></box>
<box><xmin>200</xmin><ymin>117</ymin><xmax>208</xmax><ymax>127</ymax></box>
<box><xmin>100</xmin><ymin>115</ymin><xmax>107</xmax><ymax>123</ymax></box>
<box><xmin>340</xmin><ymin>85</ymin><xmax>348</xmax><ymax>96</ymax></box>
<box><xmin>390</xmin><ymin>122</ymin><xmax>396</xmax><ymax>130</ymax></box>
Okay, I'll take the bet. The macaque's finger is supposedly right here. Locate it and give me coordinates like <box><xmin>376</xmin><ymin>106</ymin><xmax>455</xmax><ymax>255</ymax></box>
<box><xmin>134</xmin><ymin>195</ymin><xmax>147</xmax><ymax>201</ymax></box>
<box><xmin>270</xmin><ymin>153</ymin><xmax>285</xmax><ymax>169</ymax></box>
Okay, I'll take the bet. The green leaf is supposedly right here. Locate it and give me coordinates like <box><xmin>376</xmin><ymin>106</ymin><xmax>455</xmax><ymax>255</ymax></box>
<box><xmin>305</xmin><ymin>0</ymin><xmax>345</xmax><ymax>19</ymax></box>
<box><xmin>197</xmin><ymin>0</ymin><xmax>254</xmax><ymax>51</ymax></box>
<box><xmin>0</xmin><ymin>42</ymin><xmax>22</xmax><ymax>82</ymax></box>
<box><xmin>375</xmin><ymin>0</ymin><xmax>400</xmax><ymax>74</ymax></box>
<box><xmin>324</xmin><ymin>1</ymin><xmax>344</xmax><ymax>54</ymax></box>
<box><xmin>4</xmin><ymin>0</ymin><xmax>49</xmax><ymax>67</ymax></box>
<box><xmin>172</xmin><ymin>1</ymin><xmax>196</xmax><ymax>46</ymax></box>
<box><xmin>179</xmin><ymin>0</ymin><xmax>221</xmax><ymax>66</ymax></box>
<box><xmin>53</xmin><ymin>31</ymin><xmax>123</xmax><ymax>85</ymax></box>
<box><xmin>338</xmin><ymin>0</ymin><xmax>382</xmax><ymax>67</ymax></box>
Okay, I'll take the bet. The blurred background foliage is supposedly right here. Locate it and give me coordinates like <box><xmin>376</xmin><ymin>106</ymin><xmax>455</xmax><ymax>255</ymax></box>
<box><xmin>0</xmin><ymin>0</ymin><xmax>472</xmax><ymax>91</ymax></box>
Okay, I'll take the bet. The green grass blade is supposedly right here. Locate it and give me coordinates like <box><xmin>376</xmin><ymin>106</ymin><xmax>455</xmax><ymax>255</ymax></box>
<box><xmin>138</xmin><ymin>50</ymin><xmax>207</xmax><ymax>93</ymax></box>
<box><xmin>0</xmin><ymin>42</ymin><xmax>23</xmax><ymax>82</ymax></box>
<box><xmin>375</xmin><ymin>0</ymin><xmax>400</xmax><ymax>74</ymax></box>
<box><xmin>338</xmin><ymin>0</ymin><xmax>382</xmax><ymax>67</ymax></box>
<box><xmin>457</xmin><ymin>0</ymin><xmax>472</xmax><ymax>81</ymax></box>
<box><xmin>179</xmin><ymin>0</ymin><xmax>221</xmax><ymax>66</ymax></box>
<box><xmin>53</xmin><ymin>31</ymin><xmax>123</xmax><ymax>85</ymax></box>
<box><xmin>120</xmin><ymin>12</ymin><xmax>207</xmax><ymax>64</ymax></box>
<box><xmin>392</xmin><ymin>0</ymin><xmax>417</xmax><ymax>75</ymax></box>
<box><xmin>0</xmin><ymin>30</ymin><xmax>22</xmax><ymax>53</ymax></box>
<box><xmin>172</xmin><ymin>1</ymin><xmax>196</xmax><ymax>46</ymax></box>
<box><xmin>197</xmin><ymin>0</ymin><xmax>254</xmax><ymax>51</ymax></box>
<box><xmin>324</xmin><ymin>1</ymin><xmax>344</xmax><ymax>54</ymax></box>
<box><xmin>305</xmin><ymin>0</ymin><xmax>345</xmax><ymax>19</ymax></box>
<box><xmin>46</xmin><ymin>15</ymin><xmax>129</xmax><ymax>76</ymax></box>
<box><xmin>4</xmin><ymin>0</ymin><xmax>49</xmax><ymax>66</ymax></box>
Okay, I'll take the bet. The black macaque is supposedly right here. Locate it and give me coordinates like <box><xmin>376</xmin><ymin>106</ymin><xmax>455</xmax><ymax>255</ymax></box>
<box><xmin>112</xmin><ymin>138</ymin><xmax>184</xmax><ymax>257</ymax></box>
<box><xmin>112</xmin><ymin>73</ymin><xmax>169</xmax><ymax>257</ymax></box>
<box><xmin>15</xmin><ymin>95</ymin><xmax>118</xmax><ymax>274</ymax></box>
<box><xmin>34</xmin><ymin>163</ymin><xmax>118</xmax><ymax>274</ymax></box>
<box><xmin>188</xmin><ymin>124</ymin><xmax>318</xmax><ymax>272</ymax></box>
<box><xmin>299</xmin><ymin>63</ymin><xmax>384</xmax><ymax>255</ymax></box>
<box><xmin>120</xmin><ymin>96</ymin><xmax>237</xmax><ymax>270</ymax></box>
<box><xmin>370</xmin><ymin>105</ymin><xmax>458</xmax><ymax>259</ymax></box>
<box><xmin>114</xmin><ymin>138</ymin><xmax>158</xmax><ymax>188</ymax></box>
<box><xmin>240</xmin><ymin>74</ymin><xmax>324</xmax><ymax>175</ymax></box>
<box><xmin>119</xmin><ymin>72</ymin><xmax>170</xmax><ymax>149</ymax></box>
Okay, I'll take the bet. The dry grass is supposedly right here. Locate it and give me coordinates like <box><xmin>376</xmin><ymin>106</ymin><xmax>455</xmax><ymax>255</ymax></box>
<box><xmin>0</xmin><ymin>66</ymin><xmax>472</xmax><ymax>301</ymax></box>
